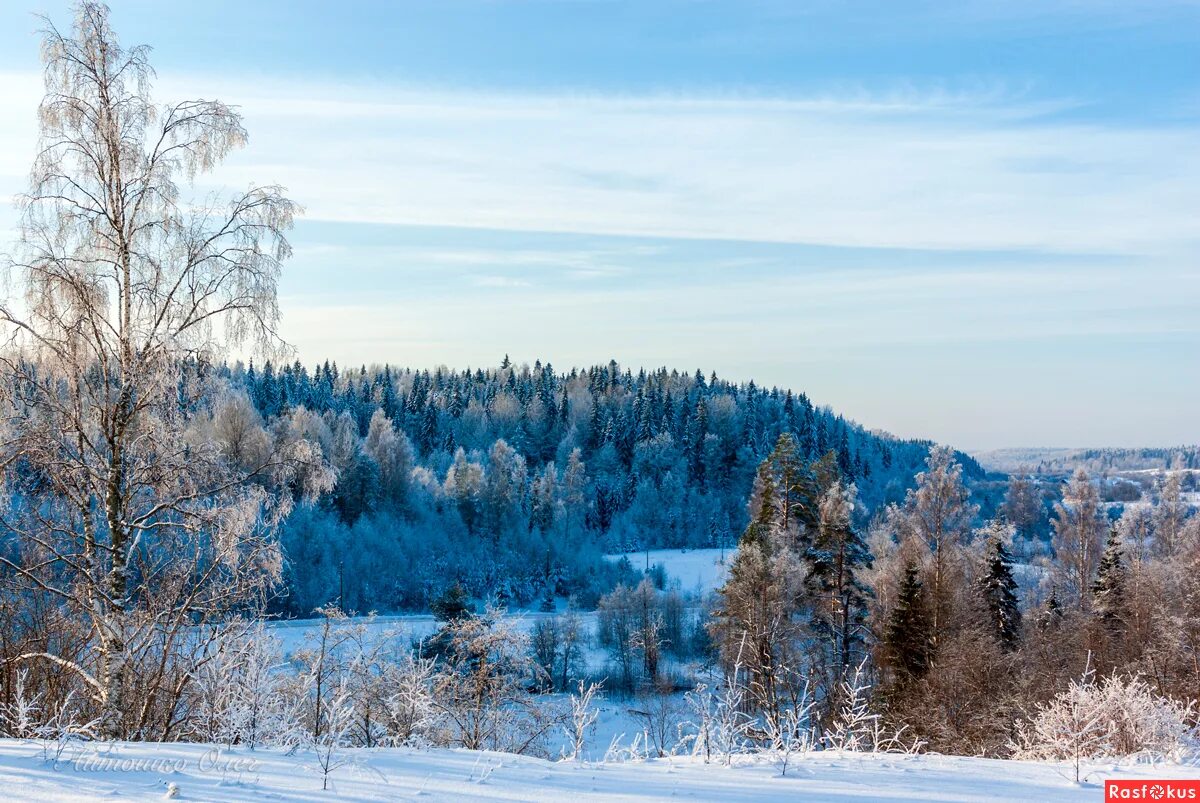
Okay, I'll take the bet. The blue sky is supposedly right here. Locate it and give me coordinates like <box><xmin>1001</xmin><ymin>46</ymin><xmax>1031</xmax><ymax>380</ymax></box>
<box><xmin>0</xmin><ymin>1</ymin><xmax>1197</xmax><ymax>449</ymax></box>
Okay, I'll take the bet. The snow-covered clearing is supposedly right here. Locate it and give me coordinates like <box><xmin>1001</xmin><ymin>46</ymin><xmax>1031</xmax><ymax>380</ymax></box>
<box><xmin>266</xmin><ymin>546</ymin><xmax>732</xmax><ymax>662</ymax></box>
<box><xmin>604</xmin><ymin>548</ymin><xmax>733</xmax><ymax>596</ymax></box>
<box><xmin>265</xmin><ymin>612</ymin><xmax>594</xmax><ymax>660</ymax></box>
<box><xmin>264</xmin><ymin>611</ymin><xmax>609</xmax><ymax>676</ymax></box>
<box><xmin>2</xmin><ymin>739</ymin><xmax>1195</xmax><ymax>802</ymax></box>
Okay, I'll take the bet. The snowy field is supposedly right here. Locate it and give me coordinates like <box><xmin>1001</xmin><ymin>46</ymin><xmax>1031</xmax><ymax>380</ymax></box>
<box><xmin>264</xmin><ymin>610</ymin><xmax>609</xmax><ymax>677</ymax></box>
<box><xmin>265</xmin><ymin>612</ymin><xmax>581</xmax><ymax>659</ymax></box>
<box><xmin>604</xmin><ymin>548</ymin><xmax>733</xmax><ymax>596</ymax></box>
<box><xmin>266</xmin><ymin>548</ymin><xmax>730</xmax><ymax>660</ymax></box>
<box><xmin>2</xmin><ymin>739</ymin><xmax>1197</xmax><ymax>801</ymax></box>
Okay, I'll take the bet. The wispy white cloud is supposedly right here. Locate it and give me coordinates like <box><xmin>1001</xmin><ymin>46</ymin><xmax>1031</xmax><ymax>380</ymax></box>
<box><xmin>2</xmin><ymin>70</ymin><xmax>1195</xmax><ymax>257</ymax></box>
<box><xmin>472</xmin><ymin>275</ymin><xmax>532</xmax><ymax>288</ymax></box>
<box><xmin>220</xmin><ymin>82</ymin><xmax>1196</xmax><ymax>256</ymax></box>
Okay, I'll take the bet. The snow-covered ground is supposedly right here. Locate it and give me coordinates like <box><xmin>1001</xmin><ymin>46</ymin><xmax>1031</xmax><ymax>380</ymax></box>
<box><xmin>2</xmin><ymin>739</ymin><xmax>1197</xmax><ymax>801</ymax></box>
<box><xmin>266</xmin><ymin>547</ymin><xmax>732</xmax><ymax>661</ymax></box>
<box><xmin>265</xmin><ymin>611</ymin><xmax>590</xmax><ymax>660</ymax></box>
<box><xmin>264</xmin><ymin>611</ymin><xmax>608</xmax><ymax>673</ymax></box>
<box><xmin>605</xmin><ymin>548</ymin><xmax>733</xmax><ymax>596</ymax></box>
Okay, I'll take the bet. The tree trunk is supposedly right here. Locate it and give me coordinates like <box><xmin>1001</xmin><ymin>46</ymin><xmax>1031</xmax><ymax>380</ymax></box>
<box><xmin>99</xmin><ymin>437</ymin><xmax>130</xmax><ymax>739</ymax></box>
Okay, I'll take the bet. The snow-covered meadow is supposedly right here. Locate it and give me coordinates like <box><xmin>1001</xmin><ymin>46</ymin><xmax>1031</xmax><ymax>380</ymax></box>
<box><xmin>2</xmin><ymin>738</ymin><xmax>1197</xmax><ymax>802</ymax></box>
<box><xmin>604</xmin><ymin>548</ymin><xmax>733</xmax><ymax>596</ymax></box>
<box><xmin>265</xmin><ymin>547</ymin><xmax>731</xmax><ymax>662</ymax></box>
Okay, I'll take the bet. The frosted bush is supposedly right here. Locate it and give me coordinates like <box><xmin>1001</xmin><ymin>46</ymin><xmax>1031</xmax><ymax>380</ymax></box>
<box><xmin>0</xmin><ymin>671</ymin><xmax>98</xmax><ymax>763</ymax></box>
<box><xmin>824</xmin><ymin>661</ymin><xmax>920</xmax><ymax>754</ymax></box>
<box><xmin>189</xmin><ymin>624</ymin><xmax>300</xmax><ymax>748</ymax></box>
<box><xmin>1014</xmin><ymin>672</ymin><xmax>1198</xmax><ymax>765</ymax></box>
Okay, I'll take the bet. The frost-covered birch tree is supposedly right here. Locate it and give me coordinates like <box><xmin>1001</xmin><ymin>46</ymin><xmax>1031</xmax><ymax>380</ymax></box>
<box><xmin>1154</xmin><ymin>472</ymin><xmax>1191</xmax><ymax>559</ymax></box>
<box><xmin>1051</xmin><ymin>469</ymin><xmax>1107</xmax><ymax>612</ymax></box>
<box><xmin>0</xmin><ymin>2</ymin><xmax>327</xmax><ymax>738</ymax></box>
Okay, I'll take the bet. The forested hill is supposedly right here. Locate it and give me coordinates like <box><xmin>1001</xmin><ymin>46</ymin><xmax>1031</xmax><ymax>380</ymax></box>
<box><xmin>220</xmin><ymin>357</ymin><xmax>985</xmax><ymax>614</ymax></box>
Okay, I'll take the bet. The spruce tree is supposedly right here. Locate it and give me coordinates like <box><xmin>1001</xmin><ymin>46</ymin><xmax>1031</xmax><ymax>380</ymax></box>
<box><xmin>1037</xmin><ymin>591</ymin><xmax>1063</xmax><ymax>631</ymax></box>
<box><xmin>431</xmin><ymin>582</ymin><xmax>473</xmax><ymax>622</ymax></box>
<box><xmin>1091</xmin><ymin>525</ymin><xmax>1127</xmax><ymax>630</ymax></box>
<box><xmin>746</xmin><ymin>463</ymin><xmax>778</xmax><ymax>545</ymax></box>
<box><xmin>977</xmin><ymin>534</ymin><xmax>1022</xmax><ymax>651</ymax></box>
<box><xmin>419</xmin><ymin>402</ymin><xmax>439</xmax><ymax>454</ymax></box>
<box><xmin>885</xmin><ymin>563</ymin><xmax>932</xmax><ymax>679</ymax></box>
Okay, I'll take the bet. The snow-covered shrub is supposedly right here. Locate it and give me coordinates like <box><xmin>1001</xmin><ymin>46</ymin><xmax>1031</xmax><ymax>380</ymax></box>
<box><xmin>680</xmin><ymin>670</ymin><xmax>756</xmax><ymax>765</ymax></box>
<box><xmin>188</xmin><ymin>623</ymin><xmax>299</xmax><ymax>748</ymax></box>
<box><xmin>0</xmin><ymin>670</ymin><xmax>97</xmax><ymax>762</ymax></box>
<box><xmin>0</xmin><ymin>670</ymin><xmax>44</xmax><ymax>740</ymax></box>
<box><xmin>1013</xmin><ymin>670</ymin><xmax>1198</xmax><ymax>769</ymax></box>
<box><xmin>603</xmin><ymin>731</ymin><xmax>651</xmax><ymax>763</ymax></box>
<box><xmin>308</xmin><ymin>678</ymin><xmax>358</xmax><ymax>791</ymax></box>
<box><xmin>429</xmin><ymin>609</ymin><xmax>558</xmax><ymax>755</ymax></box>
<box><xmin>711</xmin><ymin>672</ymin><xmax>751</xmax><ymax>764</ymax></box>
<box><xmin>381</xmin><ymin>654</ymin><xmax>437</xmax><ymax>747</ymax></box>
<box><xmin>562</xmin><ymin>681</ymin><xmax>601</xmax><ymax>761</ymax></box>
<box><xmin>629</xmin><ymin>681</ymin><xmax>684</xmax><ymax>757</ymax></box>
<box><xmin>765</xmin><ymin>689</ymin><xmax>816</xmax><ymax>777</ymax></box>
<box><xmin>340</xmin><ymin>618</ymin><xmax>413</xmax><ymax>748</ymax></box>
<box><xmin>681</xmin><ymin>683</ymin><xmax>717</xmax><ymax>763</ymax></box>
<box><xmin>824</xmin><ymin>661</ymin><xmax>922</xmax><ymax>754</ymax></box>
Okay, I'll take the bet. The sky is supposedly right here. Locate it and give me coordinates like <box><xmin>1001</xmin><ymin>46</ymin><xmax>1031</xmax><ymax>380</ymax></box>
<box><xmin>0</xmin><ymin>1</ymin><xmax>1196</xmax><ymax>450</ymax></box>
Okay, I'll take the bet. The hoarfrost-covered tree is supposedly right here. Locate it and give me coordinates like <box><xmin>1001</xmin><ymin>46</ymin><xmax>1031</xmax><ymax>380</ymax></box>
<box><xmin>810</xmin><ymin>481</ymin><xmax>873</xmax><ymax>675</ymax></box>
<box><xmin>481</xmin><ymin>439</ymin><xmax>528</xmax><ymax>541</ymax></box>
<box><xmin>0</xmin><ymin>2</ymin><xmax>328</xmax><ymax>738</ymax></box>
<box><xmin>1001</xmin><ymin>474</ymin><xmax>1044</xmax><ymax>541</ymax></box>
<box><xmin>1117</xmin><ymin>505</ymin><xmax>1154</xmax><ymax>565</ymax></box>
<box><xmin>709</xmin><ymin>498</ymin><xmax>807</xmax><ymax>723</ymax></box>
<box><xmin>1154</xmin><ymin>473</ymin><xmax>1191</xmax><ymax>559</ymax></box>
<box><xmin>363</xmin><ymin>409</ymin><xmax>413</xmax><ymax>510</ymax></box>
<box><xmin>892</xmin><ymin>446</ymin><xmax>977</xmax><ymax>650</ymax></box>
<box><xmin>444</xmin><ymin>448</ymin><xmax>485</xmax><ymax>534</ymax></box>
<box><xmin>1051</xmin><ymin>469</ymin><xmax>1107</xmax><ymax>612</ymax></box>
<box><xmin>430</xmin><ymin>610</ymin><xmax>556</xmax><ymax>754</ymax></box>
